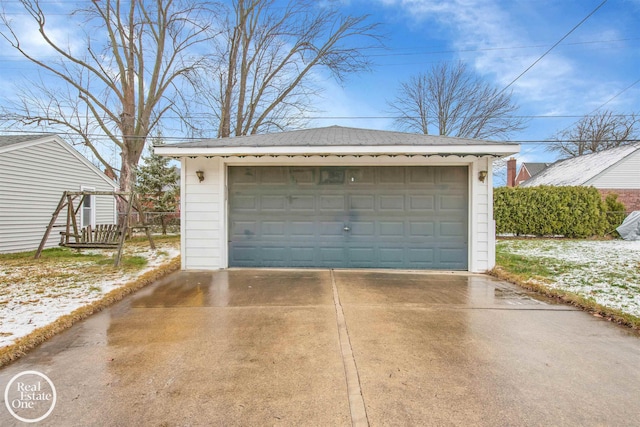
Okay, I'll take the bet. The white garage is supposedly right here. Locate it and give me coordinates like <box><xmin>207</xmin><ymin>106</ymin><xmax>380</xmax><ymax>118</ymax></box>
<box><xmin>156</xmin><ymin>126</ymin><xmax>518</xmax><ymax>272</ymax></box>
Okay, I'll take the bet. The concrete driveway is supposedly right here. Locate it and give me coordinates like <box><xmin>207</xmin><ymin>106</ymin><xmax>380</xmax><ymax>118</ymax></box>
<box><xmin>1</xmin><ymin>269</ymin><xmax>640</xmax><ymax>426</ymax></box>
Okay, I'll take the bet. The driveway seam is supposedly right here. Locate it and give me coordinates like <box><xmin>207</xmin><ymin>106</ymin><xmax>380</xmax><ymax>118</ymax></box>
<box><xmin>330</xmin><ymin>269</ymin><xmax>369</xmax><ymax>427</ymax></box>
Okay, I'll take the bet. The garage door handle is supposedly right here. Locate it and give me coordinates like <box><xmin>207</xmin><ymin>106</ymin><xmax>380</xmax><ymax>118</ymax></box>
<box><xmin>343</xmin><ymin>226</ymin><xmax>350</xmax><ymax>232</ymax></box>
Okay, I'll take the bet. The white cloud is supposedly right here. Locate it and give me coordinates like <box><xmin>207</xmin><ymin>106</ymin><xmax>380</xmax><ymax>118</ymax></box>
<box><xmin>373</xmin><ymin>0</ymin><xmax>636</xmax><ymax>119</ymax></box>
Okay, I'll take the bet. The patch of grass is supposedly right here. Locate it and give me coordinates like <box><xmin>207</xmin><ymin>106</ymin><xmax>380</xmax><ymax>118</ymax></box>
<box><xmin>88</xmin><ymin>286</ymin><xmax>102</xmax><ymax>293</ymax></box>
<box><xmin>0</xmin><ymin>247</ymin><xmax>106</xmax><ymax>262</ymax></box>
<box><xmin>96</xmin><ymin>255</ymin><xmax>147</xmax><ymax>269</ymax></box>
<box><xmin>128</xmin><ymin>234</ymin><xmax>180</xmax><ymax>245</ymax></box>
<box><xmin>493</xmin><ymin>239</ymin><xmax>640</xmax><ymax>331</ymax></box>
<box><xmin>495</xmin><ymin>246</ymin><xmax>580</xmax><ymax>280</ymax></box>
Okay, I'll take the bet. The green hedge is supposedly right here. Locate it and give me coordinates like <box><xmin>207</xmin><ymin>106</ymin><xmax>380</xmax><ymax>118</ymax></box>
<box><xmin>494</xmin><ymin>186</ymin><xmax>609</xmax><ymax>238</ymax></box>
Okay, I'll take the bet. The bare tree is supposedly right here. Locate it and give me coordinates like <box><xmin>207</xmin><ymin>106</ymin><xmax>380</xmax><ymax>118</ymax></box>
<box><xmin>548</xmin><ymin>110</ymin><xmax>640</xmax><ymax>158</ymax></box>
<box><xmin>195</xmin><ymin>0</ymin><xmax>381</xmax><ymax>138</ymax></box>
<box><xmin>0</xmin><ymin>0</ymin><xmax>217</xmax><ymax>192</ymax></box>
<box><xmin>388</xmin><ymin>61</ymin><xmax>525</xmax><ymax>140</ymax></box>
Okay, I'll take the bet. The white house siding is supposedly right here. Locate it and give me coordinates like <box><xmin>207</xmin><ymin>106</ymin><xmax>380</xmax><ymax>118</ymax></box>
<box><xmin>0</xmin><ymin>138</ymin><xmax>117</xmax><ymax>253</ymax></box>
<box><xmin>469</xmin><ymin>156</ymin><xmax>493</xmax><ymax>273</ymax></box>
<box><xmin>181</xmin><ymin>155</ymin><xmax>495</xmax><ymax>273</ymax></box>
<box><xmin>588</xmin><ymin>149</ymin><xmax>640</xmax><ymax>189</ymax></box>
<box><xmin>181</xmin><ymin>157</ymin><xmax>225</xmax><ymax>270</ymax></box>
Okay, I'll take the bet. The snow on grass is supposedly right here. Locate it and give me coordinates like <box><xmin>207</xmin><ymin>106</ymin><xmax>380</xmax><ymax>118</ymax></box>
<box><xmin>497</xmin><ymin>239</ymin><xmax>640</xmax><ymax>317</ymax></box>
<box><xmin>0</xmin><ymin>240</ymin><xmax>180</xmax><ymax>348</ymax></box>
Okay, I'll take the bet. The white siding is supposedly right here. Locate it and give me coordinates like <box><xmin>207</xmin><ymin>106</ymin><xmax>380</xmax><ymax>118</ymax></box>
<box><xmin>588</xmin><ymin>149</ymin><xmax>640</xmax><ymax>189</ymax></box>
<box><xmin>180</xmin><ymin>155</ymin><xmax>496</xmax><ymax>273</ymax></box>
<box><xmin>182</xmin><ymin>157</ymin><xmax>226</xmax><ymax>269</ymax></box>
<box><xmin>0</xmin><ymin>138</ymin><xmax>117</xmax><ymax>253</ymax></box>
<box><xmin>469</xmin><ymin>157</ymin><xmax>493</xmax><ymax>273</ymax></box>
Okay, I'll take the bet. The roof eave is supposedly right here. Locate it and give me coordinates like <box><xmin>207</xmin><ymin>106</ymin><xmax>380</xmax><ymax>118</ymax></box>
<box><xmin>155</xmin><ymin>144</ymin><xmax>519</xmax><ymax>157</ymax></box>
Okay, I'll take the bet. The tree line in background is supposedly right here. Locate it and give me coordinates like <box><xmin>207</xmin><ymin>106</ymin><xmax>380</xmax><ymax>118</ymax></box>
<box><xmin>0</xmin><ymin>0</ymin><xmax>638</xmax><ymax>195</ymax></box>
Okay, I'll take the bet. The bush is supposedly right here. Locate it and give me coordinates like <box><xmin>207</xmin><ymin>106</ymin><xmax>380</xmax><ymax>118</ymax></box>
<box><xmin>494</xmin><ymin>186</ymin><xmax>608</xmax><ymax>238</ymax></box>
<box><xmin>604</xmin><ymin>193</ymin><xmax>627</xmax><ymax>235</ymax></box>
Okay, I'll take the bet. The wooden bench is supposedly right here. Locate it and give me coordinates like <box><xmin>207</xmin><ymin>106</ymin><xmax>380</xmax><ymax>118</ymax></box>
<box><xmin>60</xmin><ymin>224</ymin><xmax>123</xmax><ymax>249</ymax></box>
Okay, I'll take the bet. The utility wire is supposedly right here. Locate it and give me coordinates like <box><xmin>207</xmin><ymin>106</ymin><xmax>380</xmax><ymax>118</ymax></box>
<box><xmin>497</xmin><ymin>0</ymin><xmax>608</xmax><ymax>96</ymax></box>
<box><xmin>587</xmin><ymin>78</ymin><xmax>640</xmax><ymax>115</ymax></box>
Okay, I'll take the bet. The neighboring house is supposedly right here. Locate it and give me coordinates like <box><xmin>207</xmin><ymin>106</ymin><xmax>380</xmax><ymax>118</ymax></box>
<box><xmin>506</xmin><ymin>158</ymin><xmax>550</xmax><ymax>187</ymax></box>
<box><xmin>0</xmin><ymin>134</ymin><xmax>118</xmax><ymax>254</ymax></box>
<box><xmin>156</xmin><ymin>125</ymin><xmax>519</xmax><ymax>273</ymax></box>
<box><xmin>520</xmin><ymin>144</ymin><xmax>640</xmax><ymax>212</ymax></box>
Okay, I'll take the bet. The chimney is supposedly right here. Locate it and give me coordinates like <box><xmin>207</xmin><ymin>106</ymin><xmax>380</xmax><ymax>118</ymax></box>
<box><xmin>506</xmin><ymin>157</ymin><xmax>516</xmax><ymax>187</ymax></box>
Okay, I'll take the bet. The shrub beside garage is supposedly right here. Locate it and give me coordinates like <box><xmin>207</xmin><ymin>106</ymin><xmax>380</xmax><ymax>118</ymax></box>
<box><xmin>494</xmin><ymin>186</ymin><xmax>626</xmax><ymax>238</ymax></box>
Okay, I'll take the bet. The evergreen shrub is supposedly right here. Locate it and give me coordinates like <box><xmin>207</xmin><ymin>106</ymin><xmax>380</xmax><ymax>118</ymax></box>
<box><xmin>494</xmin><ymin>186</ymin><xmax>608</xmax><ymax>237</ymax></box>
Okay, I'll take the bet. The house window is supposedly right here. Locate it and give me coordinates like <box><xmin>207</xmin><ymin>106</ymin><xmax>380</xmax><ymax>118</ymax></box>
<box><xmin>81</xmin><ymin>186</ymin><xmax>95</xmax><ymax>228</ymax></box>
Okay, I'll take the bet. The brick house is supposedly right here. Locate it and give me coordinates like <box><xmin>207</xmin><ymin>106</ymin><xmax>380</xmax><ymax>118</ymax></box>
<box><xmin>519</xmin><ymin>144</ymin><xmax>640</xmax><ymax>212</ymax></box>
<box><xmin>506</xmin><ymin>158</ymin><xmax>550</xmax><ymax>187</ymax></box>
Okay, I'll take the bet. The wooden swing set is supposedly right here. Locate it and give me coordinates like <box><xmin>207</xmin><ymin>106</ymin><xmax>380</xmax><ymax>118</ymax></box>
<box><xmin>34</xmin><ymin>191</ymin><xmax>155</xmax><ymax>267</ymax></box>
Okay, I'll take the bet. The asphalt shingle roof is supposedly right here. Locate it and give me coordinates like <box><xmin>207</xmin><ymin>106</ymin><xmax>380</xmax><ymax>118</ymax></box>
<box><xmin>0</xmin><ymin>134</ymin><xmax>55</xmax><ymax>148</ymax></box>
<box><xmin>164</xmin><ymin>125</ymin><xmax>514</xmax><ymax>148</ymax></box>
<box><xmin>522</xmin><ymin>162</ymin><xmax>550</xmax><ymax>178</ymax></box>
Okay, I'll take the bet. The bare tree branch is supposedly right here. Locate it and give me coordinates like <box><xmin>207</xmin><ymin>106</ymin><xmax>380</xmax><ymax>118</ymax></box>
<box><xmin>388</xmin><ymin>61</ymin><xmax>526</xmax><ymax>140</ymax></box>
<box><xmin>0</xmin><ymin>0</ymin><xmax>219</xmax><ymax>192</ymax></box>
<box><xmin>195</xmin><ymin>0</ymin><xmax>382</xmax><ymax>138</ymax></box>
<box><xmin>548</xmin><ymin>110</ymin><xmax>640</xmax><ymax>158</ymax></box>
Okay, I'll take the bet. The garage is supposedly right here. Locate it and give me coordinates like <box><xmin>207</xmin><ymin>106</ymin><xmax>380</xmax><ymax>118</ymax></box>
<box><xmin>228</xmin><ymin>166</ymin><xmax>468</xmax><ymax>269</ymax></box>
<box><xmin>155</xmin><ymin>125</ymin><xmax>519</xmax><ymax>272</ymax></box>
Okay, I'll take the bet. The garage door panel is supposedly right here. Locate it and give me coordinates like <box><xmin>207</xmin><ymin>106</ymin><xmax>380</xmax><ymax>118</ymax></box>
<box><xmin>290</xmin><ymin>247</ymin><xmax>316</xmax><ymax>262</ymax></box>
<box><xmin>347</xmin><ymin>247</ymin><xmax>376</xmax><ymax>265</ymax></box>
<box><xmin>290</xmin><ymin>221</ymin><xmax>316</xmax><ymax>237</ymax></box>
<box><xmin>262</xmin><ymin>246</ymin><xmax>288</xmax><ymax>262</ymax></box>
<box><xmin>379</xmin><ymin>167</ymin><xmax>405</xmax><ymax>183</ymax></box>
<box><xmin>409</xmin><ymin>167</ymin><xmax>435</xmax><ymax>184</ymax></box>
<box><xmin>379</xmin><ymin>195</ymin><xmax>405</xmax><ymax>211</ymax></box>
<box><xmin>439</xmin><ymin>221</ymin><xmax>466</xmax><ymax>237</ymax></box>
<box><xmin>347</xmin><ymin>168</ymin><xmax>375</xmax><ymax>185</ymax></box>
<box><xmin>409</xmin><ymin>221</ymin><xmax>434</xmax><ymax>236</ymax></box>
<box><xmin>439</xmin><ymin>248</ymin><xmax>468</xmax><ymax>268</ymax></box>
<box><xmin>229</xmin><ymin>166</ymin><xmax>468</xmax><ymax>269</ymax></box>
<box><xmin>260</xmin><ymin>195</ymin><xmax>287</xmax><ymax>211</ymax></box>
<box><xmin>350</xmin><ymin>221</ymin><xmax>375</xmax><ymax>237</ymax></box>
<box><xmin>440</xmin><ymin>167</ymin><xmax>467</xmax><ymax>183</ymax></box>
<box><xmin>319</xmin><ymin>247</ymin><xmax>345</xmax><ymax>262</ymax></box>
<box><xmin>260</xmin><ymin>167</ymin><xmax>288</xmax><ymax>184</ymax></box>
<box><xmin>350</xmin><ymin>194</ymin><xmax>375</xmax><ymax>211</ymax></box>
<box><xmin>290</xmin><ymin>168</ymin><xmax>315</xmax><ymax>184</ymax></box>
<box><xmin>320</xmin><ymin>195</ymin><xmax>345</xmax><ymax>210</ymax></box>
<box><xmin>319</xmin><ymin>221</ymin><xmax>344</xmax><ymax>236</ymax></box>
<box><xmin>229</xmin><ymin>167</ymin><xmax>257</xmax><ymax>183</ymax></box>
<box><xmin>232</xmin><ymin>195</ymin><xmax>257</xmax><ymax>211</ymax></box>
<box><xmin>408</xmin><ymin>248</ymin><xmax>435</xmax><ymax>264</ymax></box>
<box><xmin>262</xmin><ymin>221</ymin><xmax>286</xmax><ymax>236</ymax></box>
<box><xmin>440</xmin><ymin>194</ymin><xmax>466</xmax><ymax>210</ymax></box>
<box><xmin>379</xmin><ymin>221</ymin><xmax>405</xmax><ymax>236</ymax></box>
<box><xmin>409</xmin><ymin>195</ymin><xmax>435</xmax><ymax>211</ymax></box>
<box><xmin>231</xmin><ymin>221</ymin><xmax>257</xmax><ymax>239</ymax></box>
<box><xmin>231</xmin><ymin>246</ymin><xmax>258</xmax><ymax>262</ymax></box>
<box><xmin>378</xmin><ymin>248</ymin><xmax>405</xmax><ymax>265</ymax></box>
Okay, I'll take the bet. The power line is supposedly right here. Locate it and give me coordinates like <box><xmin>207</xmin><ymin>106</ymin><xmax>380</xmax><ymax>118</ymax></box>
<box><xmin>587</xmin><ymin>78</ymin><xmax>640</xmax><ymax>114</ymax></box>
<box><xmin>498</xmin><ymin>0</ymin><xmax>608</xmax><ymax>96</ymax></box>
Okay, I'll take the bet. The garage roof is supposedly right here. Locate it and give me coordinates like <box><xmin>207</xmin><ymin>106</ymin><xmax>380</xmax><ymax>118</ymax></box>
<box><xmin>155</xmin><ymin>126</ymin><xmax>519</xmax><ymax>157</ymax></box>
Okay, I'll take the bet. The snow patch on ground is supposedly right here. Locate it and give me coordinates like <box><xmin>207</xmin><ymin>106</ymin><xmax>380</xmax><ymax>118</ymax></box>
<box><xmin>498</xmin><ymin>239</ymin><xmax>640</xmax><ymax>317</ymax></box>
<box><xmin>0</xmin><ymin>242</ymin><xmax>180</xmax><ymax>348</ymax></box>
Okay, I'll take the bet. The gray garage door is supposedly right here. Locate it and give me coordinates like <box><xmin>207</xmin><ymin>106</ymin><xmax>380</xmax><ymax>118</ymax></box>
<box><xmin>228</xmin><ymin>166</ymin><xmax>468</xmax><ymax>269</ymax></box>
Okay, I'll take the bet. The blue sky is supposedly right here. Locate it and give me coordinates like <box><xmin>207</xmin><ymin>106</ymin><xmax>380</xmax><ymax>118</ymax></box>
<box><xmin>1</xmin><ymin>0</ymin><xmax>639</xmax><ymax>179</ymax></box>
<box><xmin>309</xmin><ymin>0</ymin><xmax>640</xmax><ymax>168</ymax></box>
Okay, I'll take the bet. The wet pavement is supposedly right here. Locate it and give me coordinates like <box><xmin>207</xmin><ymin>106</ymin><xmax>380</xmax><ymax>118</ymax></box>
<box><xmin>1</xmin><ymin>269</ymin><xmax>640</xmax><ymax>426</ymax></box>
